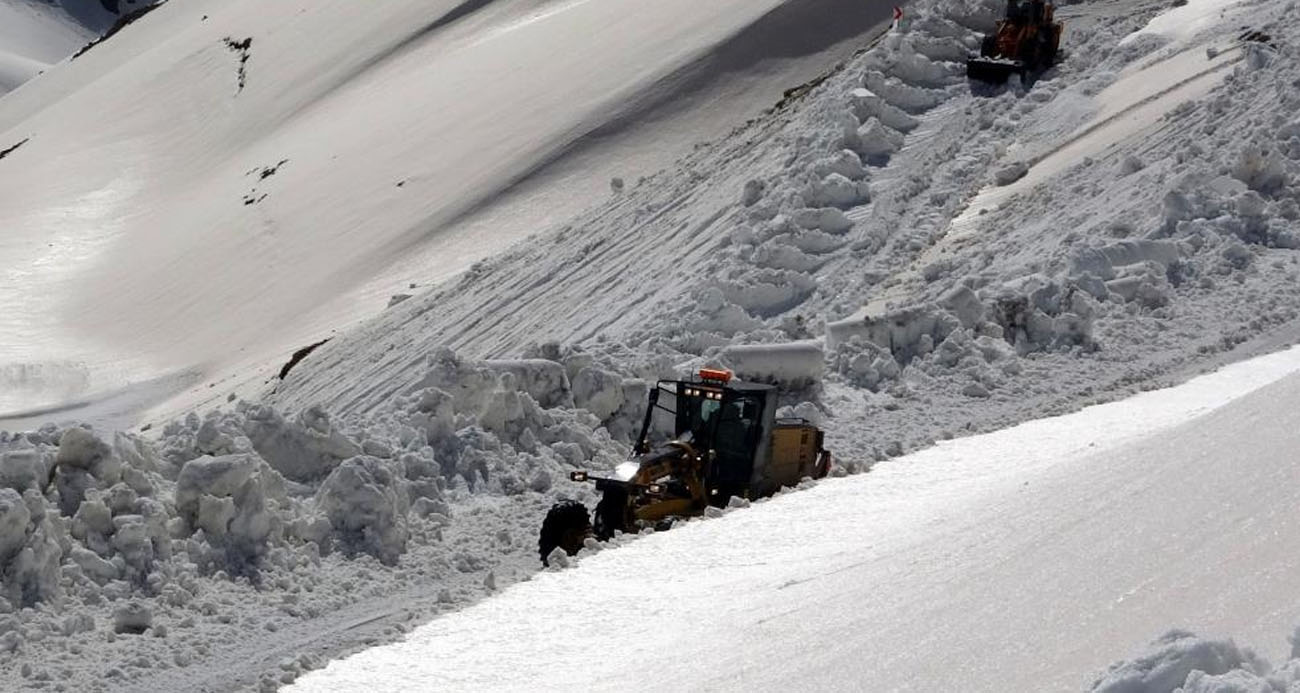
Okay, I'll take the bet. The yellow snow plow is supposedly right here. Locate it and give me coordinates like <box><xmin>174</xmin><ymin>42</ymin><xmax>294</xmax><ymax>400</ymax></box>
<box><xmin>539</xmin><ymin>369</ymin><xmax>831</xmax><ymax>563</ymax></box>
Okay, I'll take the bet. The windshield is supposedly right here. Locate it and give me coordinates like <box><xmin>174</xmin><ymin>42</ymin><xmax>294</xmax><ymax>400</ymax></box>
<box><xmin>679</xmin><ymin>387</ymin><xmax>722</xmax><ymax>439</ymax></box>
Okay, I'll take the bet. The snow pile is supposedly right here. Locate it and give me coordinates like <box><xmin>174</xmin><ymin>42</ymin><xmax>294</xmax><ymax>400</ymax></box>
<box><xmin>516</xmin><ymin>342</ymin><xmax>670</xmax><ymax>444</ymax></box>
<box><xmin>174</xmin><ymin>453</ymin><xmax>284</xmax><ymax>573</ymax></box>
<box><xmin>1088</xmin><ymin>629</ymin><xmax>1300</xmax><ymax>693</ymax></box>
<box><xmin>243</xmin><ymin>405</ymin><xmax>363</xmax><ymax>483</ymax></box>
<box><xmin>3</xmin><ymin>426</ymin><xmax>173</xmax><ymax>603</ymax></box>
<box><xmin>315</xmin><ymin>456</ymin><xmax>408</xmax><ymax>565</ymax></box>
<box><xmin>717</xmin><ymin>340</ymin><xmax>826</xmax><ymax>387</ymax></box>
<box><xmin>713</xmin><ymin>3</ymin><xmax>991</xmax><ymax>333</ymax></box>
<box><xmin>0</xmin><ymin>487</ymin><xmax>63</xmax><ymax>609</ymax></box>
<box><xmin>0</xmin><ymin>346</ymin><xmax>637</xmax><ymax>687</ymax></box>
<box><xmin>1158</xmin><ymin>160</ymin><xmax>1298</xmax><ymax>255</ymax></box>
<box><xmin>162</xmin><ymin>347</ymin><xmax>632</xmax><ymax>565</ymax></box>
<box><xmin>112</xmin><ymin>601</ymin><xmax>152</xmax><ymax>635</ymax></box>
<box><xmin>824</xmin><ymin>273</ymin><xmax>1090</xmax><ymax>398</ymax></box>
<box><xmin>1069</xmin><ymin>239</ymin><xmax>1185</xmax><ymax>310</ymax></box>
<box><xmin>388</xmin><ymin>348</ymin><xmax>629</xmax><ymax>485</ymax></box>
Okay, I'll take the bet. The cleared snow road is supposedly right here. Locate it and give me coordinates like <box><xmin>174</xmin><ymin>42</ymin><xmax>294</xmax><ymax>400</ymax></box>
<box><xmin>291</xmin><ymin>346</ymin><xmax>1300</xmax><ymax>692</ymax></box>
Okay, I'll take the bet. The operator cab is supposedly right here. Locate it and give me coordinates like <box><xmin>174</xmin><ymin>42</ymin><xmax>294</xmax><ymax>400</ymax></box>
<box><xmin>635</xmin><ymin>368</ymin><xmax>779</xmax><ymax>502</ymax></box>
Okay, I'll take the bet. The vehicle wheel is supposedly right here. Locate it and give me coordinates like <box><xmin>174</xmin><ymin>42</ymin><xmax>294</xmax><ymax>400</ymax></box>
<box><xmin>538</xmin><ymin>500</ymin><xmax>591</xmax><ymax>565</ymax></box>
<box><xmin>592</xmin><ymin>487</ymin><xmax>628</xmax><ymax>541</ymax></box>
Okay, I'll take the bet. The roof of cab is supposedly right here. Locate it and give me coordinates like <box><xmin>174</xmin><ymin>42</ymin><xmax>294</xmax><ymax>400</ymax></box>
<box><xmin>666</xmin><ymin>377</ymin><xmax>775</xmax><ymax>393</ymax></box>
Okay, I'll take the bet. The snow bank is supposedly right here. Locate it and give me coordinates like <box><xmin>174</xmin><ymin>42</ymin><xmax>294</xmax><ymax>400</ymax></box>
<box><xmin>266</xmin><ymin>0</ymin><xmax>1000</xmax><ymax>417</ymax></box>
<box><xmin>315</xmin><ymin>456</ymin><xmax>408</xmax><ymax>565</ymax></box>
<box><xmin>0</xmin><ymin>345</ymin><xmax>635</xmax><ymax>686</ymax></box>
<box><xmin>244</xmin><ymin>405</ymin><xmax>362</xmax><ymax>483</ymax></box>
<box><xmin>0</xmin><ymin>488</ymin><xmax>63</xmax><ymax>608</ymax></box>
<box><xmin>483</xmin><ymin>359</ymin><xmax>574</xmax><ymax>409</ymax></box>
<box><xmin>1088</xmin><ymin>629</ymin><xmax>1300</xmax><ymax>693</ymax></box>
<box><xmin>829</xmin><ymin>274</ymin><xmax>1097</xmax><ymax>364</ymax></box>
<box><xmin>717</xmin><ymin>341</ymin><xmax>825</xmax><ymax>388</ymax></box>
<box><xmin>175</xmin><ymin>453</ymin><xmax>284</xmax><ymax>573</ymax></box>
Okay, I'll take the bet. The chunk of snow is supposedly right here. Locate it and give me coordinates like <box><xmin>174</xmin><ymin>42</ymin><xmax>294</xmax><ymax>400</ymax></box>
<box><xmin>1087</xmin><ymin>630</ymin><xmax>1267</xmax><ymax>693</ymax></box>
<box><xmin>112</xmin><ymin>601</ymin><xmax>152</xmax><ymax>635</ymax></box>
<box><xmin>316</xmin><ymin>456</ymin><xmax>409</xmax><ymax>565</ymax></box>
<box><xmin>718</xmin><ymin>341</ymin><xmax>824</xmax><ymax>387</ymax></box>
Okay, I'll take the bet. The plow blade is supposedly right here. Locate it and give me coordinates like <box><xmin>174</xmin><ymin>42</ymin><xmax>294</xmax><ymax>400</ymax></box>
<box><xmin>966</xmin><ymin>57</ymin><xmax>1024</xmax><ymax>83</ymax></box>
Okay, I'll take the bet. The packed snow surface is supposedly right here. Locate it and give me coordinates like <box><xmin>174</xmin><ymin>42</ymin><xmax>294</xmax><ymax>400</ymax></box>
<box><xmin>291</xmin><ymin>346</ymin><xmax>1300</xmax><ymax>692</ymax></box>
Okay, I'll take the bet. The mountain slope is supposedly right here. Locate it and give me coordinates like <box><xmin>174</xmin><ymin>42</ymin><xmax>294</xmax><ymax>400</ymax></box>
<box><xmin>0</xmin><ymin>0</ymin><xmax>105</xmax><ymax>93</ymax></box>
<box><xmin>2</xmin><ymin>0</ymin><xmax>1299</xmax><ymax>690</ymax></box>
<box><xmin>0</xmin><ymin>0</ymin><xmax>891</xmax><ymax>428</ymax></box>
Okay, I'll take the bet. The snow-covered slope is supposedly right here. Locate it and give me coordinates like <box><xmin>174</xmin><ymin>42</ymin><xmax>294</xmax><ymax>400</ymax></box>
<box><xmin>0</xmin><ymin>0</ymin><xmax>107</xmax><ymax>94</ymax></box>
<box><xmin>291</xmin><ymin>346</ymin><xmax>1300</xmax><ymax>692</ymax></box>
<box><xmin>3</xmin><ymin>0</ymin><xmax>1300</xmax><ymax>689</ymax></box>
<box><xmin>0</xmin><ymin>0</ymin><xmax>890</xmax><ymax>427</ymax></box>
<box><xmin>273</xmin><ymin>0</ymin><xmax>1299</xmax><ymax>459</ymax></box>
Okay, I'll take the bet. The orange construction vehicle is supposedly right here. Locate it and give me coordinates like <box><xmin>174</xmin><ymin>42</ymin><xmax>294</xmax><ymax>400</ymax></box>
<box><xmin>968</xmin><ymin>0</ymin><xmax>1064</xmax><ymax>83</ymax></box>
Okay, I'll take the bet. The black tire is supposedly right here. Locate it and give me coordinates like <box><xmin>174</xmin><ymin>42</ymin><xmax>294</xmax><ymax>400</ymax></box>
<box><xmin>538</xmin><ymin>500</ymin><xmax>591</xmax><ymax>566</ymax></box>
<box><xmin>592</xmin><ymin>487</ymin><xmax>629</xmax><ymax>541</ymax></box>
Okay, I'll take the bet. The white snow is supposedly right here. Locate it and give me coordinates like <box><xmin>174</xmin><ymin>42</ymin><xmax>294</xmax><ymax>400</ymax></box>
<box><xmin>0</xmin><ymin>0</ymin><xmax>118</xmax><ymax>94</ymax></box>
<box><xmin>4</xmin><ymin>0</ymin><xmax>1300</xmax><ymax>688</ymax></box>
<box><xmin>0</xmin><ymin>0</ymin><xmax>889</xmax><ymax>427</ymax></box>
<box><xmin>1120</xmin><ymin>0</ymin><xmax>1249</xmax><ymax>46</ymax></box>
<box><xmin>315</xmin><ymin>456</ymin><xmax>410</xmax><ymax>565</ymax></box>
<box><xmin>954</xmin><ymin>6</ymin><xmax>1251</xmax><ymax>229</ymax></box>
<box><xmin>717</xmin><ymin>340</ymin><xmax>826</xmax><ymax>386</ymax></box>
<box><xmin>289</xmin><ymin>346</ymin><xmax>1300</xmax><ymax>692</ymax></box>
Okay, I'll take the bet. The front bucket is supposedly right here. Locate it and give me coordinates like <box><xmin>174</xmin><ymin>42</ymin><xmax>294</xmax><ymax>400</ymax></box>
<box><xmin>966</xmin><ymin>58</ymin><xmax>1023</xmax><ymax>83</ymax></box>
